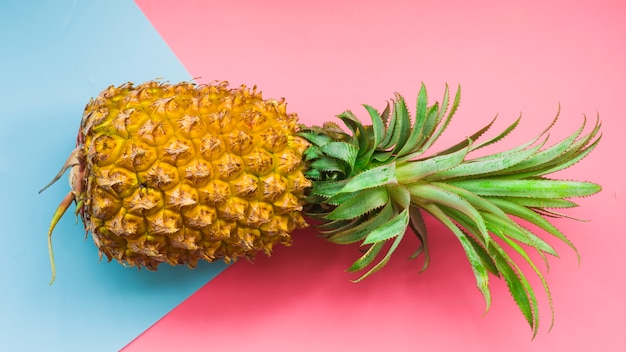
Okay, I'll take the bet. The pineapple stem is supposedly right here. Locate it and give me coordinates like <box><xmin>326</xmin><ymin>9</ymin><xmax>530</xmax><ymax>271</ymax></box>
<box><xmin>48</xmin><ymin>191</ymin><xmax>75</xmax><ymax>285</ymax></box>
<box><xmin>38</xmin><ymin>148</ymin><xmax>81</xmax><ymax>194</ymax></box>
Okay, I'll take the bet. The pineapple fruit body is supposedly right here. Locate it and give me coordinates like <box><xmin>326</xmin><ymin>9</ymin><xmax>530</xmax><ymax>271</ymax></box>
<box><xmin>61</xmin><ymin>81</ymin><xmax>310</xmax><ymax>270</ymax></box>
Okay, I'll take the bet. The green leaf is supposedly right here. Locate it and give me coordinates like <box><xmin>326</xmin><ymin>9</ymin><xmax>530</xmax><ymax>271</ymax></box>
<box><xmin>363</xmin><ymin>208</ymin><xmax>410</xmax><ymax>244</ymax></box>
<box><xmin>380</xmin><ymin>102</ymin><xmax>391</xmax><ymax>126</ymax></box>
<box><xmin>325</xmin><ymin>191</ymin><xmax>359</xmax><ymax>205</ymax></box>
<box><xmin>347</xmin><ymin>241</ymin><xmax>384</xmax><ymax>272</ymax></box>
<box><xmin>416</xmin><ymin>104</ymin><xmax>440</xmax><ymax>152</ymax></box>
<box><xmin>493</xmin><ymin>121</ymin><xmax>586</xmax><ymax>176</ymax></box>
<box><xmin>417</xmin><ymin>116</ymin><xmax>497</xmax><ymax>161</ymax></box>
<box><xmin>318</xmin><ymin>218</ymin><xmax>362</xmax><ymax>237</ymax></box>
<box><xmin>391</xmin><ymin>93</ymin><xmax>412</xmax><ymax>154</ymax></box>
<box><xmin>407</xmin><ymin>207</ymin><xmax>430</xmax><ymax>272</ymax></box>
<box><xmin>320</xmin><ymin>142</ymin><xmax>359</xmax><ymax>172</ymax></box>
<box><xmin>303</xmin><ymin>145</ymin><xmax>324</xmax><ymax>161</ymax></box>
<box><xmin>336</xmin><ymin>111</ymin><xmax>359</xmax><ymax>135</ymax></box>
<box><xmin>450</xmin><ymin>179</ymin><xmax>602</xmax><ymax>198</ymax></box>
<box><xmin>380</xmin><ymin>101</ymin><xmax>398</xmax><ymax>149</ymax></box>
<box><xmin>352</xmin><ymin>228</ymin><xmax>405</xmax><ymax>282</ymax></box>
<box><xmin>363</xmin><ymin>104</ymin><xmax>386</xmax><ymax>149</ymax></box>
<box><xmin>409</xmin><ymin>182</ymin><xmax>489</xmax><ymax>243</ymax></box>
<box><xmin>408</xmin><ymin>207</ymin><xmax>427</xmax><ymax>242</ymax></box>
<box><xmin>482</xmin><ymin>212</ymin><xmax>557</xmax><ymax>256</ymax></box>
<box><xmin>422</xmin><ymin>203</ymin><xmax>492</xmax><ymax>311</ymax></box>
<box><xmin>326</xmin><ymin>186</ymin><xmax>389</xmax><ymax>220</ymax></box>
<box><xmin>487</xmin><ymin>197</ymin><xmax>579</xmax><ymax>260</ymax></box>
<box><xmin>539</xmin><ymin>140</ymin><xmax>601</xmax><ymax>177</ymax></box>
<box><xmin>436</xmin><ymin>83</ymin><xmax>450</xmax><ymax>123</ymax></box>
<box><xmin>495</xmin><ymin>116</ymin><xmax>601</xmax><ymax>181</ymax></box>
<box><xmin>429</xmin><ymin>141</ymin><xmax>543</xmax><ymax>181</ymax></box>
<box><xmin>355</xmin><ymin>106</ymin><xmax>387</xmax><ymax>170</ymax></box>
<box><xmin>372</xmin><ymin>150</ymin><xmax>394</xmax><ymax>163</ymax></box>
<box><xmin>414</xmin><ymin>83</ymin><xmax>428</xmax><ymax>136</ymax></box>
<box><xmin>488</xmin><ymin>242</ymin><xmax>539</xmax><ymax>335</ymax></box>
<box><xmin>317</xmin><ymin>218</ymin><xmax>353</xmax><ymax>232</ymax></box>
<box><xmin>298</xmin><ymin>131</ymin><xmax>333</xmax><ymax>147</ymax></box>
<box><xmin>470</xmin><ymin>115</ymin><xmax>521</xmax><ymax>152</ymax></box>
<box><xmin>464</xmin><ymin>234</ymin><xmax>500</xmax><ymax>276</ymax></box>
<box><xmin>497</xmin><ymin>234</ymin><xmax>555</xmax><ymax>332</ymax></box>
<box><xmin>533</xmin><ymin>208</ymin><xmax>587</xmax><ymax>220</ymax></box>
<box><xmin>433</xmin><ymin>182</ymin><xmax>558</xmax><ymax>256</ymax></box>
<box><xmin>387</xmin><ymin>183</ymin><xmax>411</xmax><ymax>210</ymax></box>
<box><xmin>309</xmin><ymin>157</ymin><xmax>347</xmax><ymax>175</ymax></box>
<box><xmin>416</xmin><ymin>84</ymin><xmax>461</xmax><ymax>153</ymax></box>
<box><xmin>445</xmin><ymin>207</ymin><xmax>503</xmax><ymax>278</ymax></box>
<box><xmin>490</xmin><ymin>196</ymin><xmax>578</xmax><ymax>209</ymax></box>
<box><xmin>534</xmin><ymin>125</ymin><xmax>601</xmax><ymax>177</ymax></box>
<box><xmin>395</xmin><ymin>83</ymin><xmax>430</xmax><ymax>158</ymax></box>
<box><xmin>381</xmin><ymin>103</ymin><xmax>406</xmax><ymax>151</ymax></box>
<box><xmin>398</xmin><ymin>104</ymin><xmax>441</xmax><ymax>160</ymax></box>
<box><xmin>304</xmin><ymin>168</ymin><xmax>321</xmax><ymax>180</ymax></box>
<box><xmin>395</xmin><ymin>142</ymin><xmax>471</xmax><ymax>183</ymax></box>
<box><xmin>338</xmin><ymin>110</ymin><xmax>370</xmax><ymax>157</ymax></box>
<box><xmin>338</xmin><ymin>163</ymin><xmax>398</xmax><ymax>194</ymax></box>
<box><xmin>326</xmin><ymin>203</ymin><xmax>395</xmax><ymax>244</ymax></box>
<box><xmin>466</xmin><ymin>132</ymin><xmax>544</xmax><ymax>166</ymax></box>
<box><xmin>310</xmin><ymin>179</ymin><xmax>349</xmax><ymax>198</ymax></box>
<box><xmin>433</xmin><ymin>182</ymin><xmax>559</xmax><ymax>256</ymax></box>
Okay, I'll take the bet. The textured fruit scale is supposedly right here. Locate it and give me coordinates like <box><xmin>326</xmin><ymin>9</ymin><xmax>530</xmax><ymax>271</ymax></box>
<box><xmin>42</xmin><ymin>80</ymin><xmax>601</xmax><ymax>336</ymax></box>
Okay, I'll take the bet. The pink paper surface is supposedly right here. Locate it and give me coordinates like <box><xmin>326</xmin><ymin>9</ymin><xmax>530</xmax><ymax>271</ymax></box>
<box><xmin>125</xmin><ymin>0</ymin><xmax>625</xmax><ymax>350</ymax></box>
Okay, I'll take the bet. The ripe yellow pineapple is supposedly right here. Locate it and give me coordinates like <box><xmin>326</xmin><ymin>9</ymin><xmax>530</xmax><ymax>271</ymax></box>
<box><xmin>42</xmin><ymin>80</ymin><xmax>601</xmax><ymax>335</ymax></box>
<box><xmin>42</xmin><ymin>81</ymin><xmax>311</xmax><ymax>273</ymax></box>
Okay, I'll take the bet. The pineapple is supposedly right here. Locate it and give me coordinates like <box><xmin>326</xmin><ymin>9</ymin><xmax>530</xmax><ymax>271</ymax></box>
<box><xmin>42</xmin><ymin>80</ymin><xmax>601</xmax><ymax>335</ymax></box>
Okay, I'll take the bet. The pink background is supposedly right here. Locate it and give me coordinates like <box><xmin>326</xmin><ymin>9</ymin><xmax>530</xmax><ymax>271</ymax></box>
<box><xmin>125</xmin><ymin>0</ymin><xmax>625</xmax><ymax>350</ymax></box>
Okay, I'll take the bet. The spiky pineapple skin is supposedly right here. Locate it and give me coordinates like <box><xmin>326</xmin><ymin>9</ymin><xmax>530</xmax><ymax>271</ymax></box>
<box><xmin>76</xmin><ymin>81</ymin><xmax>311</xmax><ymax>269</ymax></box>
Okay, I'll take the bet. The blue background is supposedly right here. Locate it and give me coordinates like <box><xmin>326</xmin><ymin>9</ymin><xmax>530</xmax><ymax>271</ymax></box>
<box><xmin>0</xmin><ymin>1</ymin><xmax>227</xmax><ymax>350</ymax></box>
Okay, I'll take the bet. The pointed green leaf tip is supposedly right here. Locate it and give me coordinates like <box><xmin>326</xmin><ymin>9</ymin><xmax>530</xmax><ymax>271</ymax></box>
<box><xmin>299</xmin><ymin>82</ymin><xmax>601</xmax><ymax>335</ymax></box>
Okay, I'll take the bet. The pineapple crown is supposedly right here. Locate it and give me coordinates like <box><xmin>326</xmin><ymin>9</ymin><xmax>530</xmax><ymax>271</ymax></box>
<box><xmin>298</xmin><ymin>83</ymin><xmax>601</xmax><ymax>336</ymax></box>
